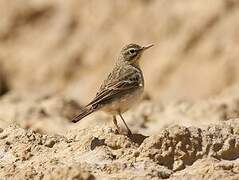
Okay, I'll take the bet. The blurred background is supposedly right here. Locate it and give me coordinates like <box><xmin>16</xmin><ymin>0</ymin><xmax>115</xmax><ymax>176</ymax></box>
<box><xmin>0</xmin><ymin>0</ymin><xmax>239</xmax><ymax>104</ymax></box>
<box><xmin>0</xmin><ymin>0</ymin><xmax>239</xmax><ymax>134</ymax></box>
<box><xmin>1</xmin><ymin>1</ymin><xmax>239</xmax><ymax>178</ymax></box>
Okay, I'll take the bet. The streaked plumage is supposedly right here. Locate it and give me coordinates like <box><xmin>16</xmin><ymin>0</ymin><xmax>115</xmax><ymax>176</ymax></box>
<box><xmin>72</xmin><ymin>43</ymin><xmax>153</xmax><ymax>135</ymax></box>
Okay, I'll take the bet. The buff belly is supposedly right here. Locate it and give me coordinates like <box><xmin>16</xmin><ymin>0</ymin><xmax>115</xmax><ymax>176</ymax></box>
<box><xmin>101</xmin><ymin>88</ymin><xmax>143</xmax><ymax>115</ymax></box>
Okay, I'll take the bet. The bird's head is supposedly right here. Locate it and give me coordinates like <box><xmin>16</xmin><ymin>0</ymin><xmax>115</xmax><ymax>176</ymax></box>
<box><xmin>118</xmin><ymin>43</ymin><xmax>154</xmax><ymax>65</ymax></box>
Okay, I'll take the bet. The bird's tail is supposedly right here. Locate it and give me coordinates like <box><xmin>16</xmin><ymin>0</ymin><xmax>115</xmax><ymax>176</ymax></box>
<box><xmin>72</xmin><ymin>107</ymin><xmax>95</xmax><ymax>123</ymax></box>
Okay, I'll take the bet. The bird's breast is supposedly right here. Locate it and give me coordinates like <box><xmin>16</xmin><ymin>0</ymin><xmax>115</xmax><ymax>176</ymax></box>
<box><xmin>101</xmin><ymin>87</ymin><xmax>144</xmax><ymax>115</ymax></box>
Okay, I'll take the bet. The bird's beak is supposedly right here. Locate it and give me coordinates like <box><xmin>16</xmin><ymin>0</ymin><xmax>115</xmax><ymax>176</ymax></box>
<box><xmin>142</xmin><ymin>44</ymin><xmax>154</xmax><ymax>51</ymax></box>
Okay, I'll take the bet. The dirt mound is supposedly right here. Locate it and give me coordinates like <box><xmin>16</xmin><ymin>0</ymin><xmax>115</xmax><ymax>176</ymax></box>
<box><xmin>0</xmin><ymin>91</ymin><xmax>238</xmax><ymax>179</ymax></box>
<box><xmin>0</xmin><ymin>119</ymin><xmax>238</xmax><ymax>179</ymax></box>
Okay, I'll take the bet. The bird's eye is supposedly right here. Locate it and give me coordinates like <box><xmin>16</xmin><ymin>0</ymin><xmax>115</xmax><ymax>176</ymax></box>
<box><xmin>129</xmin><ymin>49</ymin><xmax>136</xmax><ymax>54</ymax></box>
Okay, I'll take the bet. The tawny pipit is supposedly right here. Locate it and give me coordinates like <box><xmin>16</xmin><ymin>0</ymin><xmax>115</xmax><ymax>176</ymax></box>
<box><xmin>72</xmin><ymin>43</ymin><xmax>153</xmax><ymax>135</ymax></box>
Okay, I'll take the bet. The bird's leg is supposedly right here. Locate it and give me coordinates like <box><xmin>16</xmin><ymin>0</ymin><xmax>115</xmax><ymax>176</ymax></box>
<box><xmin>113</xmin><ymin>115</ymin><xmax>120</xmax><ymax>134</ymax></box>
<box><xmin>118</xmin><ymin>112</ymin><xmax>132</xmax><ymax>136</ymax></box>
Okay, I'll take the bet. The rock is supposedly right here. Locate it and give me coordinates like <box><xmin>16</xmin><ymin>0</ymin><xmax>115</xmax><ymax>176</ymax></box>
<box><xmin>0</xmin><ymin>120</ymin><xmax>238</xmax><ymax>179</ymax></box>
<box><xmin>171</xmin><ymin>158</ymin><xmax>239</xmax><ymax>180</ymax></box>
<box><xmin>45</xmin><ymin>166</ymin><xmax>95</xmax><ymax>180</ymax></box>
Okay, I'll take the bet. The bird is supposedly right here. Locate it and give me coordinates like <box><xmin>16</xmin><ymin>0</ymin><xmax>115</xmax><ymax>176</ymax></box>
<box><xmin>72</xmin><ymin>43</ymin><xmax>153</xmax><ymax>135</ymax></box>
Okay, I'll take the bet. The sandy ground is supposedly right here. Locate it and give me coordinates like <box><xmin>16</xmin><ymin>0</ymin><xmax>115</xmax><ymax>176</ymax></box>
<box><xmin>0</xmin><ymin>0</ymin><xmax>239</xmax><ymax>179</ymax></box>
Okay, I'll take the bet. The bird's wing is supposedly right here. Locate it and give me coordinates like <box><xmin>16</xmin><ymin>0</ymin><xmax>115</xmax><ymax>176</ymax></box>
<box><xmin>86</xmin><ymin>70</ymin><xmax>141</xmax><ymax>108</ymax></box>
